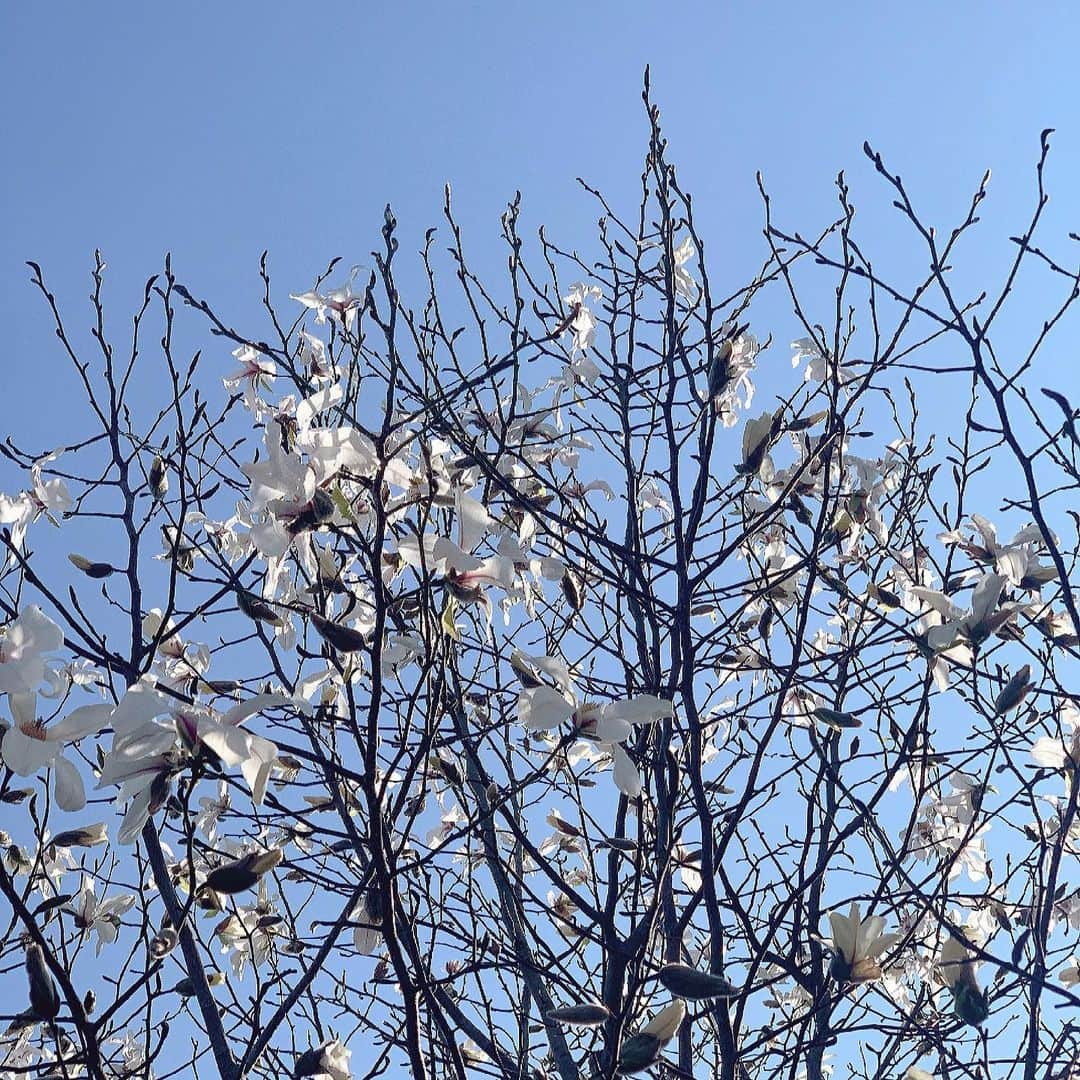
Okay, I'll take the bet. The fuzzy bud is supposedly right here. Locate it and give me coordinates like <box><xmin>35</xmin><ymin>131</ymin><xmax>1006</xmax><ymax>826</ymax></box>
<box><xmin>25</xmin><ymin>944</ymin><xmax>60</xmax><ymax>1021</ymax></box>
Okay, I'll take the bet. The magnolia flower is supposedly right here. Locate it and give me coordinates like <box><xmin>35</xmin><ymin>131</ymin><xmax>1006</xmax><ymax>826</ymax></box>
<box><xmin>670</xmin><ymin>236</ymin><xmax>700</xmax><ymax>303</ymax></box>
<box><xmin>224</xmin><ymin>344</ymin><xmax>276</xmax><ymax>412</ymax></box>
<box><xmin>1031</xmin><ymin>704</ymin><xmax>1080</xmax><ymax>771</ymax></box>
<box><xmin>937</xmin><ymin>935</ymin><xmax>989</xmax><ymax>1026</ymax></box>
<box><xmin>0</xmin><ymin>606</ymin><xmax>64</xmax><ymax>695</ymax></box>
<box><xmin>739</xmin><ymin>411</ymin><xmax>777</xmax><ymax>477</ymax></box>
<box><xmin>561</xmin><ymin>283</ymin><xmax>602</xmax><ymax>355</ymax></box>
<box><xmin>1059</xmin><ymin>957</ymin><xmax>1080</xmax><ymax>988</ymax></box>
<box><xmin>914</xmin><ymin>573</ymin><xmax>1013</xmax><ymax>651</ymax></box>
<box><xmin>827</xmin><ymin>902</ymin><xmax>899</xmax><ymax>983</ymax></box>
<box><xmin>290</xmin><ymin>266</ymin><xmax>363</xmax><ymax>329</ymax></box>
<box><xmin>791</xmin><ymin>337</ymin><xmax>857</xmax><ymax>386</ymax></box>
<box><xmin>295</xmin><ymin>1038</ymin><xmax>351</xmax><ymax>1080</ymax></box>
<box><xmin>67</xmin><ymin>877</ymin><xmax>136</xmax><ymax>955</ymax></box>
<box><xmin>1</xmin><ymin>692</ymin><xmax>111</xmax><ymax>811</ymax></box>
<box><xmin>939</xmin><ymin>513</ymin><xmax>1050</xmax><ymax>588</ymax></box>
<box><xmin>0</xmin><ymin>451</ymin><xmax>73</xmax><ymax>559</ymax></box>
<box><xmin>517</xmin><ymin>660</ymin><xmax>673</xmax><ymax>797</ymax></box>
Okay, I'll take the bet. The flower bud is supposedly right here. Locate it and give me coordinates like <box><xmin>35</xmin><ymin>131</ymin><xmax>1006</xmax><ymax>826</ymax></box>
<box><xmin>311</xmin><ymin>613</ymin><xmax>367</xmax><ymax>653</ymax></box>
<box><xmin>545</xmin><ymin>1002</ymin><xmax>611</xmax><ymax>1027</ymax></box>
<box><xmin>561</xmin><ymin>568</ymin><xmax>584</xmax><ymax>611</ymax></box>
<box><xmin>237</xmin><ymin>589</ymin><xmax>283</xmax><ymax>626</ymax></box>
<box><xmin>150</xmin><ymin>928</ymin><xmax>179</xmax><ymax>958</ymax></box>
<box><xmin>205</xmin><ymin>849</ymin><xmax>283</xmax><ymax>896</ymax></box>
<box><xmin>616</xmin><ymin>1033</ymin><xmax>663</xmax><ymax>1074</ymax></box>
<box><xmin>25</xmin><ymin>944</ymin><xmax>60</xmax><ymax>1021</ymax></box>
<box><xmin>149</xmin><ymin>455</ymin><xmax>168</xmax><ymax>500</ymax></box>
<box><xmin>994</xmin><ymin>664</ymin><xmax>1033</xmax><ymax>715</ymax></box>
<box><xmin>51</xmin><ymin>823</ymin><xmax>108</xmax><ymax>850</ymax></box>
<box><xmin>68</xmin><ymin>553</ymin><xmax>114</xmax><ymax>579</ymax></box>
<box><xmin>951</xmin><ymin>981</ymin><xmax>990</xmax><ymax>1027</ymax></box>
<box><xmin>657</xmin><ymin>964</ymin><xmax>739</xmax><ymax>1000</ymax></box>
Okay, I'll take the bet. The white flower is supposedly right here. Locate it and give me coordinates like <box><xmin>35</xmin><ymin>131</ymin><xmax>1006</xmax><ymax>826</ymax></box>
<box><xmin>0</xmin><ymin>451</ymin><xmax>73</xmax><ymax>560</ymax></box>
<box><xmin>561</xmin><ymin>283</ymin><xmax>602</xmax><ymax>356</ymax></box>
<box><xmin>517</xmin><ymin>661</ymin><xmax>672</xmax><ymax>797</ymax></box>
<box><xmin>671</xmin><ymin>236</ymin><xmax>699</xmax><ymax>303</ymax></box>
<box><xmin>827</xmin><ymin>902</ymin><xmax>899</xmax><ymax>983</ymax></box>
<box><xmin>290</xmin><ymin>266</ymin><xmax>363</xmax><ymax>330</ymax></box>
<box><xmin>67</xmin><ymin>876</ymin><xmax>136</xmax><ymax>954</ymax></box>
<box><xmin>0</xmin><ymin>606</ymin><xmax>64</xmax><ymax>694</ymax></box>
<box><xmin>1</xmin><ymin>691</ymin><xmax>110</xmax><ymax>811</ymax></box>
<box><xmin>224</xmin><ymin>344</ymin><xmax>276</xmax><ymax>412</ymax></box>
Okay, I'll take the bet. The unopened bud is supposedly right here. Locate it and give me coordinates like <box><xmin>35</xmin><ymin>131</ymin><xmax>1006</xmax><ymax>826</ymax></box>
<box><xmin>237</xmin><ymin>589</ymin><xmax>284</xmax><ymax>626</ymax></box>
<box><xmin>68</xmin><ymin>553</ymin><xmax>114</xmax><ymax>579</ymax></box>
<box><xmin>544</xmin><ymin>1002</ymin><xmax>611</xmax><ymax>1027</ymax></box>
<box><xmin>994</xmin><ymin>664</ymin><xmax>1033</xmax><ymax>715</ymax></box>
<box><xmin>51</xmin><ymin>823</ymin><xmax>108</xmax><ymax>850</ymax></box>
<box><xmin>25</xmin><ymin>944</ymin><xmax>60</xmax><ymax>1021</ymax></box>
<box><xmin>149</xmin><ymin>455</ymin><xmax>169</xmax><ymax>500</ymax></box>
<box><xmin>657</xmin><ymin>964</ymin><xmax>739</xmax><ymax>1000</ymax></box>
<box><xmin>150</xmin><ymin>928</ymin><xmax>179</xmax><ymax>958</ymax></box>
<box><xmin>204</xmin><ymin>849</ymin><xmax>283</xmax><ymax>896</ymax></box>
<box><xmin>311</xmin><ymin>613</ymin><xmax>367</xmax><ymax>653</ymax></box>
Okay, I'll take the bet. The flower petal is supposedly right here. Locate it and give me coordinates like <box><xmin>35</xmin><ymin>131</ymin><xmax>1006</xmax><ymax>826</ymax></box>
<box><xmin>1</xmin><ymin>725</ymin><xmax>59</xmax><ymax>774</ymax></box>
<box><xmin>53</xmin><ymin>754</ymin><xmax>87</xmax><ymax>812</ymax></box>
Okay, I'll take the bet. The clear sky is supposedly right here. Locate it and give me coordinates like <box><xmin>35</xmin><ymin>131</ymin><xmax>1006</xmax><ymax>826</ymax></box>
<box><xmin>4</xmin><ymin>1</ymin><xmax>1080</xmax><ymax>451</ymax></box>
<box><xmin>4</xmin><ymin>6</ymin><xmax>1080</xmax><ymax>1076</ymax></box>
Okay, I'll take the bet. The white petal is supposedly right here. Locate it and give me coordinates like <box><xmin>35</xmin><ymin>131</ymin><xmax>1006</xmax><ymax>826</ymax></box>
<box><xmin>118</xmin><ymin>786</ymin><xmax>155</xmax><ymax>845</ymax></box>
<box><xmin>53</xmin><ymin>754</ymin><xmax>87</xmax><ymax>812</ymax></box>
<box><xmin>1</xmin><ymin>726</ymin><xmax>58</xmax><ymax>774</ymax></box>
<box><xmin>609</xmin><ymin>742</ymin><xmax>642</xmax><ymax>798</ymax></box>
<box><xmin>51</xmin><ymin>703</ymin><xmax>113</xmax><ymax>742</ymax></box>
<box><xmin>518</xmin><ymin>686</ymin><xmax>574</xmax><ymax>731</ymax></box>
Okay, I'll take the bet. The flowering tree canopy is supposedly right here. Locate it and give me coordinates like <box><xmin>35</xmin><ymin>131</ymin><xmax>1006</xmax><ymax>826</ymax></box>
<box><xmin>3</xmin><ymin>91</ymin><xmax>1080</xmax><ymax>1080</ymax></box>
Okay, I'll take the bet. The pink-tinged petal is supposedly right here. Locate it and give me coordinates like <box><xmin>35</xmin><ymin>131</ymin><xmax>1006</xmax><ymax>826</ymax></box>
<box><xmin>518</xmin><ymin>686</ymin><xmax>574</xmax><ymax>731</ymax></box>
<box><xmin>53</xmin><ymin>754</ymin><xmax>87</xmax><ymax>812</ymax></box>
<box><xmin>433</xmin><ymin>538</ymin><xmax>482</xmax><ymax>574</ymax></box>
<box><xmin>51</xmin><ymin>703</ymin><xmax>113</xmax><ymax>742</ymax></box>
<box><xmin>1</xmin><ymin>726</ymin><xmax>59</xmax><ymax>774</ymax></box>
<box><xmin>96</xmin><ymin>725</ymin><xmax>176</xmax><ymax>788</ymax></box>
<box><xmin>609</xmin><ymin>742</ymin><xmax>642</xmax><ymax>798</ymax></box>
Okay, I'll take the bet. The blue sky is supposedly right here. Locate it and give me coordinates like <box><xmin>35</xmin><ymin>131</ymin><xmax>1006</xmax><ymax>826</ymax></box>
<box><xmin>4</xmin><ymin>2</ymin><xmax>1080</xmax><ymax>453</ymax></box>
<box><xmin>3</xmin><ymin>4</ymin><xmax>1080</xmax><ymax>1076</ymax></box>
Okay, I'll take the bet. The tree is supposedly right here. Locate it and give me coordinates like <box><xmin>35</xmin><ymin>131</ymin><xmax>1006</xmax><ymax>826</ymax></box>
<box><xmin>2</xmin><ymin>83</ymin><xmax>1080</xmax><ymax>1080</ymax></box>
